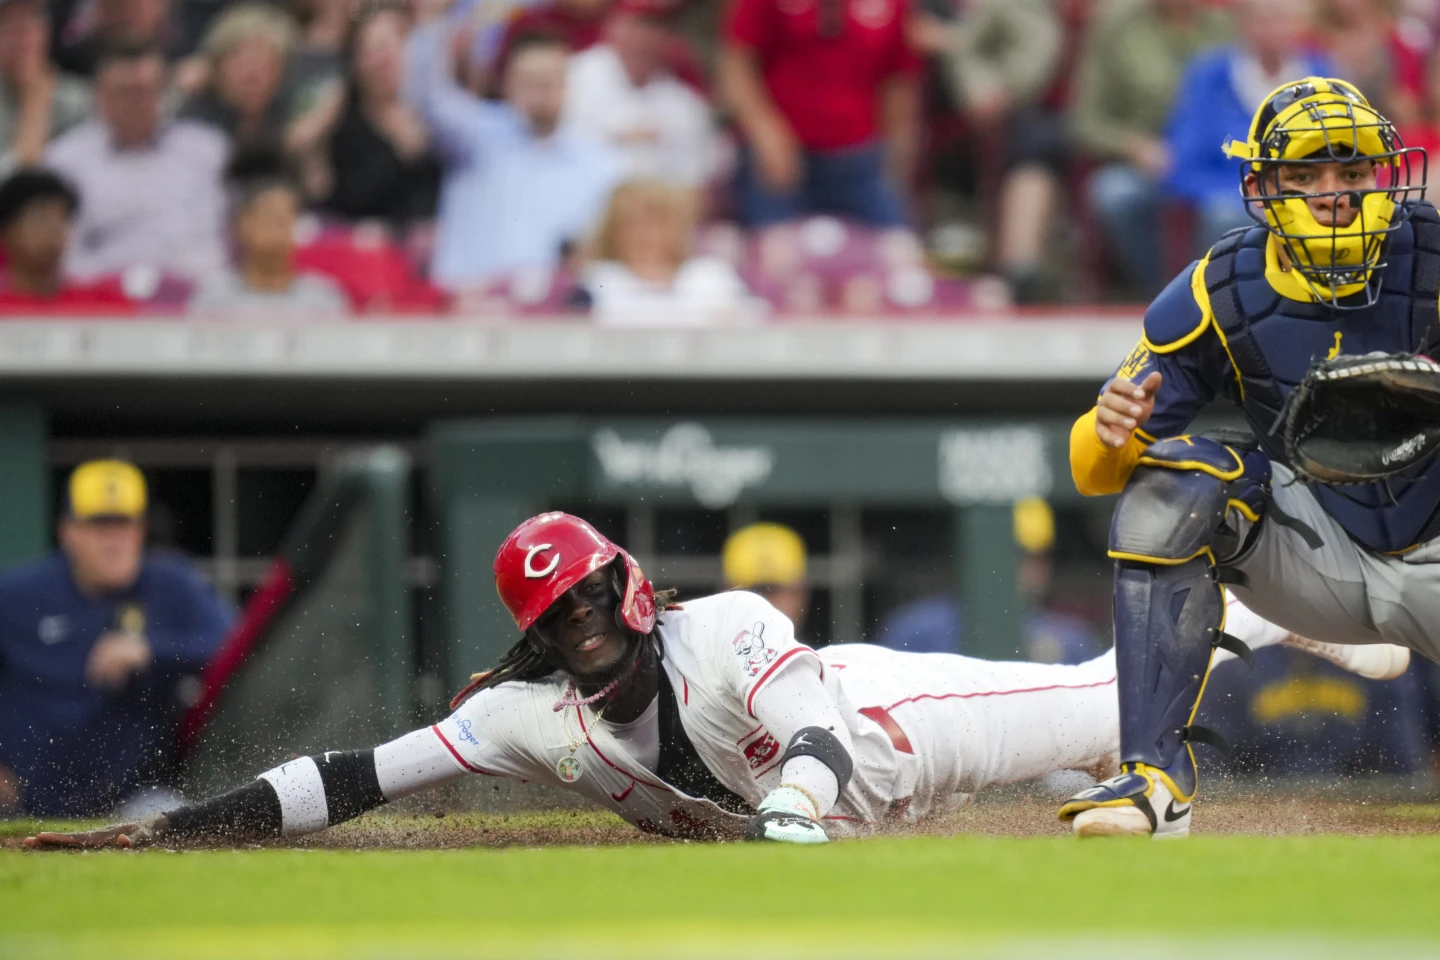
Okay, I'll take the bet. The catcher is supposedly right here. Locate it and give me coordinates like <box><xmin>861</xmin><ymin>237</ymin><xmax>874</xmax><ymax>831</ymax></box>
<box><xmin>23</xmin><ymin>512</ymin><xmax>1391</xmax><ymax>849</ymax></box>
<box><xmin>1060</xmin><ymin>76</ymin><xmax>1440</xmax><ymax>838</ymax></box>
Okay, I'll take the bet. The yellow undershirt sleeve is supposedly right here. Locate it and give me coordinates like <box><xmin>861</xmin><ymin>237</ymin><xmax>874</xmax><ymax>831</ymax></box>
<box><xmin>1070</xmin><ymin>407</ymin><xmax>1150</xmax><ymax>496</ymax></box>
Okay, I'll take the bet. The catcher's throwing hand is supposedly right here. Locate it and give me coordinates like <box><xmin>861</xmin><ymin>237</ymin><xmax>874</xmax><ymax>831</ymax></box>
<box><xmin>1096</xmin><ymin>372</ymin><xmax>1163</xmax><ymax>448</ymax></box>
<box><xmin>24</xmin><ymin>814</ymin><xmax>168</xmax><ymax>851</ymax></box>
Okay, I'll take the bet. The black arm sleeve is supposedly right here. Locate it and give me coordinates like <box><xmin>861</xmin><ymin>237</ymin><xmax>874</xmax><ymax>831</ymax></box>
<box><xmin>314</xmin><ymin>749</ymin><xmax>387</xmax><ymax>824</ymax></box>
<box><xmin>162</xmin><ymin>749</ymin><xmax>386</xmax><ymax>840</ymax></box>
<box><xmin>163</xmin><ymin>779</ymin><xmax>283</xmax><ymax>840</ymax></box>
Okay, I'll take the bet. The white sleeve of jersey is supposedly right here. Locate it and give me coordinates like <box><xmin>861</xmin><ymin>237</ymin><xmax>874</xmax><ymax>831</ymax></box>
<box><xmin>717</xmin><ymin>590</ymin><xmax>825</xmax><ymax>718</ymax></box>
<box><xmin>749</xmin><ymin>663</ymin><xmax>854</xmax><ymax>817</ymax></box>
<box><xmin>378</xmin><ymin>683</ymin><xmax>538</xmax><ymax>794</ymax></box>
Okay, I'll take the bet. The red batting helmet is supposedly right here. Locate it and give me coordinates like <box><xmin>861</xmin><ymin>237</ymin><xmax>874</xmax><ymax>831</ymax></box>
<box><xmin>493</xmin><ymin>512</ymin><xmax>657</xmax><ymax>634</ymax></box>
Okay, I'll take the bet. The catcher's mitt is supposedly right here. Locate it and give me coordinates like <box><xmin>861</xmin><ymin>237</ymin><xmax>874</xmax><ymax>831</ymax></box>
<box><xmin>1282</xmin><ymin>351</ymin><xmax>1440</xmax><ymax>484</ymax></box>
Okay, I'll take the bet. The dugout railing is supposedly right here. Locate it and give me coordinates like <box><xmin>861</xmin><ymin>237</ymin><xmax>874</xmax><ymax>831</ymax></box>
<box><xmin>179</xmin><ymin>446</ymin><xmax>414</xmax><ymax>797</ymax></box>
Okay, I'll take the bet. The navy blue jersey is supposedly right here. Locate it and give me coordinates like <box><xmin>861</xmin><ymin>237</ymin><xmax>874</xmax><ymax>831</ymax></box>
<box><xmin>0</xmin><ymin>551</ymin><xmax>232</xmax><ymax>815</ymax></box>
<box><xmin>1105</xmin><ymin>216</ymin><xmax>1440</xmax><ymax>552</ymax></box>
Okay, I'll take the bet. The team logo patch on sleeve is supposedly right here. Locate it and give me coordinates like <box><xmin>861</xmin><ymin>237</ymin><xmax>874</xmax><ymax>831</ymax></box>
<box><xmin>732</xmin><ymin>622</ymin><xmax>778</xmax><ymax>677</ymax></box>
<box><xmin>1117</xmin><ymin>340</ymin><xmax>1153</xmax><ymax>382</ymax></box>
<box><xmin>743</xmin><ymin>732</ymin><xmax>782</xmax><ymax>770</ymax></box>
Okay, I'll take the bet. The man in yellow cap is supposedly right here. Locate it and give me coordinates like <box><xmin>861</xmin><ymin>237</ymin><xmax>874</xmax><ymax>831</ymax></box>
<box><xmin>0</xmin><ymin>460</ymin><xmax>231</xmax><ymax>817</ymax></box>
<box><xmin>722</xmin><ymin>523</ymin><xmax>810</xmax><ymax>632</ymax></box>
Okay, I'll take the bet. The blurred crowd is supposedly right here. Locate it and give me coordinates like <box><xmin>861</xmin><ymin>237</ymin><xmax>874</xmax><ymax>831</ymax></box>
<box><xmin>1</xmin><ymin>0</ymin><xmax>1439</xmax><ymax>318</ymax></box>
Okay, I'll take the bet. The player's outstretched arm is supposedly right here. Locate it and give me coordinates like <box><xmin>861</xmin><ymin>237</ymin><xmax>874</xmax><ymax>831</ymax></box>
<box><xmin>744</xmin><ymin>663</ymin><xmax>856</xmax><ymax>845</ymax></box>
<box><xmin>25</xmin><ymin>818</ymin><xmax>170</xmax><ymax>850</ymax></box>
<box><xmin>26</xmin><ymin>724</ymin><xmax>475</xmax><ymax>850</ymax></box>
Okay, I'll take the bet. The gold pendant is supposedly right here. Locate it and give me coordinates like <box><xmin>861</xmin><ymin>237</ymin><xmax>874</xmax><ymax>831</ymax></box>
<box><xmin>557</xmin><ymin>755</ymin><xmax>583</xmax><ymax>783</ymax></box>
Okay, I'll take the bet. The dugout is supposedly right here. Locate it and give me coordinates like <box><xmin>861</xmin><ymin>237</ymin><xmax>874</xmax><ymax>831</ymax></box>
<box><xmin>180</xmin><ymin>447</ymin><xmax>414</xmax><ymax>795</ymax></box>
<box><xmin>428</xmin><ymin>416</ymin><xmax>1093</xmax><ymax>691</ymax></box>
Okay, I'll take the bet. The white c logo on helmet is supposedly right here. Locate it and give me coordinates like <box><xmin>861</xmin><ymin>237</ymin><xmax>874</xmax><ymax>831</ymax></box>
<box><xmin>524</xmin><ymin>544</ymin><xmax>560</xmax><ymax>579</ymax></box>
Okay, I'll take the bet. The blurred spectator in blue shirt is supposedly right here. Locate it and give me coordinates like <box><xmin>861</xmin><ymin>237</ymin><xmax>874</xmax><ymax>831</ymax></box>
<box><xmin>405</xmin><ymin>7</ymin><xmax>624</xmax><ymax>289</ymax></box>
<box><xmin>0</xmin><ymin>460</ymin><xmax>232</xmax><ymax>817</ymax></box>
<box><xmin>874</xmin><ymin>500</ymin><xmax>1104</xmax><ymax>664</ymax></box>
<box><xmin>1161</xmin><ymin>0</ymin><xmax>1332</xmax><ymax>253</ymax></box>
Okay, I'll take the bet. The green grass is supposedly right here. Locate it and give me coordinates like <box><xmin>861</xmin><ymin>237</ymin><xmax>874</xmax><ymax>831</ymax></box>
<box><xmin>3</xmin><ymin>822</ymin><xmax>1440</xmax><ymax>959</ymax></box>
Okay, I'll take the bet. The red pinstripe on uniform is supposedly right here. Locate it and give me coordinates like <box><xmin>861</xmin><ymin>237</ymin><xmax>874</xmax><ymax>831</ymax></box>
<box><xmin>746</xmin><ymin>647</ymin><xmax>822</xmax><ymax>717</ymax></box>
<box><xmin>860</xmin><ymin>677</ymin><xmax>1118</xmax><ymax>755</ymax></box>
<box><xmin>882</xmin><ymin>677</ymin><xmax>1116</xmax><ymax>713</ymax></box>
<box><xmin>577</xmin><ymin>707</ymin><xmax>668</xmax><ymax>790</ymax></box>
<box><xmin>430</xmin><ymin>724</ymin><xmax>502</xmax><ymax>776</ymax></box>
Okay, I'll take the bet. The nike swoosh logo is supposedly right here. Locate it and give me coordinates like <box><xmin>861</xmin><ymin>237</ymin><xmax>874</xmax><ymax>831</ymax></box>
<box><xmin>1164</xmin><ymin>800</ymin><xmax>1190</xmax><ymax>823</ymax></box>
<box><xmin>611</xmin><ymin>783</ymin><xmax>635</xmax><ymax>802</ymax></box>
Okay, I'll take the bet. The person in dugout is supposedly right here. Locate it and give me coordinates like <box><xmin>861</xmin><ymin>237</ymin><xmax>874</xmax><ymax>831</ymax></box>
<box><xmin>0</xmin><ymin>460</ymin><xmax>232</xmax><ymax>817</ymax></box>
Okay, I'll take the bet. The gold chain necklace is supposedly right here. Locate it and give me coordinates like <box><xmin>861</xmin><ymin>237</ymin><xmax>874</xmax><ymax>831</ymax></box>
<box><xmin>557</xmin><ymin>682</ymin><xmax>606</xmax><ymax>783</ymax></box>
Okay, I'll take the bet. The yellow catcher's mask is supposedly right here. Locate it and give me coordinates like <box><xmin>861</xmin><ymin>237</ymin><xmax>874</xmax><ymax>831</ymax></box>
<box><xmin>1222</xmin><ymin>77</ymin><xmax>1426</xmax><ymax>307</ymax></box>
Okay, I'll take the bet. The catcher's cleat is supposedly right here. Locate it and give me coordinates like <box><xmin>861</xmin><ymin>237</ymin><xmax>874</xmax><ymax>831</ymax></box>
<box><xmin>1281</xmin><ymin>633</ymin><xmax>1411</xmax><ymax>682</ymax></box>
<box><xmin>1059</xmin><ymin>761</ymin><xmax>1193</xmax><ymax>839</ymax></box>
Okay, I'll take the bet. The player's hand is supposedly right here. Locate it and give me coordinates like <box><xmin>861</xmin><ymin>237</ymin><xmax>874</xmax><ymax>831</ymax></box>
<box><xmin>1095</xmin><ymin>372</ymin><xmax>1162</xmax><ymax>449</ymax></box>
<box><xmin>753</xmin><ymin>118</ymin><xmax>802</xmax><ymax>193</ymax></box>
<box><xmin>24</xmin><ymin>814</ymin><xmax>169</xmax><ymax>851</ymax></box>
<box><xmin>85</xmin><ymin>631</ymin><xmax>153</xmax><ymax>692</ymax></box>
<box><xmin>743</xmin><ymin>786</ymin><xmax>829</xmax><ymax>844</ymax></box>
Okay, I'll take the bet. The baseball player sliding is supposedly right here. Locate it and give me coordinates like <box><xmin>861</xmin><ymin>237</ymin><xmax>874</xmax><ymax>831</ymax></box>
<box><xmin>26</xmin><ymin>513</ymin><xmax>1406</xmax><ymax>848</ymax></box>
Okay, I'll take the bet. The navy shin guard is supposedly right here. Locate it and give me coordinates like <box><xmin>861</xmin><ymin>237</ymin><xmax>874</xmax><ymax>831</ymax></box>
<box><xmin>1113</xmin><ymin>557</ymin><xmax>1225</xmax><ymax>796</ymax></box>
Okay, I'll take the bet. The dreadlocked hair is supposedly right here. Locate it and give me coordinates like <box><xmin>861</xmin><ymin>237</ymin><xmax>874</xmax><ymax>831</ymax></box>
<box><xmin>448</xmin><ymin>587</ymin><xmax>682</xmax><ymax>710</ymax></box>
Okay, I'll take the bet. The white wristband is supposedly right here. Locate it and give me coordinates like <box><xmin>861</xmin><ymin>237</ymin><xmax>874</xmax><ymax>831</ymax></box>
<box><xmin>258</xmin><ymin>756</ymin><xmax>329</xmax><ymax>836</ymax></box>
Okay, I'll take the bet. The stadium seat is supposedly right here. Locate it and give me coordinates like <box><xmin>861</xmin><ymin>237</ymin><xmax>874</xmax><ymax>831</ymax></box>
<box><xmin>453</xmin><ymin>266</ymin><xmax>585</xmax><ymax>317</ymax></box>
<box><xmin>292</xmin><ymin>217</ymin><xmax>448</xmax><ymax>315</ymax></box>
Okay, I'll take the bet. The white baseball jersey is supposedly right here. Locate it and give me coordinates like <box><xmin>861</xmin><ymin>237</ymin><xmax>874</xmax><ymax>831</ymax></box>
<box><xmin>393</xmin><ymin>590</ymin><xmax>1123</xmax><ymax>839</ymax></box>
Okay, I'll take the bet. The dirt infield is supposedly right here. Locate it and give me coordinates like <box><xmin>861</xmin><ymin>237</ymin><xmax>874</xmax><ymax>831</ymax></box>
<box><xmin>8</xmin><ymin>786</ymin><xmax>1440</xmax><ymax>850</ymax></box>
<box><xmin>283</xmin><ymin>792</ymin><xmax>1440</xmax><ymax>849</ymax></box>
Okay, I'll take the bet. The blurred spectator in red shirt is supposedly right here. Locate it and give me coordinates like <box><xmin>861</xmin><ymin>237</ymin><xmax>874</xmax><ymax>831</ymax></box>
<box><xmin>46</xmin><ymin>44</ymin><xmax>229</xmax><ymax>282</ymax></box>
<box><xmin>563</xmin><ymin>0</ymin><xmax>717</xmax><ymax>191</ymax></box>
<box><xmin>288</xmin><ymin>1</ymin><xmax>440</xmax><ymax>227</ymax></box>
<box><xmin>1315</xmin><ymin>0</ymin><xmax>1426</xmax><ymax>126</ymax></box>
<box><xmin>181</xmin><ymin>4</ymin><xmax>298</xmax><ymax>150</ymax></box>
<box><xmin>1397</xmin><ymin>45</ymin><xmax>1440</xmax><ymax>159</ymax></box>
<box><xmin>719</xmin><ymin>0</ymin><xmax>920</xmax><ymax>228</ymax></box>
<box><xmin>0</xmin><ymin>168</ymin><xmax>134</xmax><ymax>312</ymax></box>
<box><xmin>190</xmin><ymin>149</ymin><xmax>349</xmax><ymax>316</ymax></box>
<box><xmin>52</xmin><ymin>0</ymin><xmax>183</xmax><ymax>78</ymax></box>
<box><xmin>0</xmin><ymin>0</ymin><xmax>92</xmax><ymax>177</ymax></box>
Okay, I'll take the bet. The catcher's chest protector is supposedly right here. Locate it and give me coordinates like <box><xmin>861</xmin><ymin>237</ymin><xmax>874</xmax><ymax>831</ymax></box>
<box><xmin>1203</xmin><ymin>203</ymin><xmax>1440</xmax><ymax>551</ymax></box>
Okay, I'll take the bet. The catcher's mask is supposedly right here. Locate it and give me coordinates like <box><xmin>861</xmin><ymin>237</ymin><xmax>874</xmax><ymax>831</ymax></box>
<box><xmin>493</xmin><ymin>511</ymin><xmax>657</xmax><ymax>635</ymax></box>
<box><xmin>1223</xmin><ymin>76</ymin><xmax>1427</xmax><ymax>308</ymax></box>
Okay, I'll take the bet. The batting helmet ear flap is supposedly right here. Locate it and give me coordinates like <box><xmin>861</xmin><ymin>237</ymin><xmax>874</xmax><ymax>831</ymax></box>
<box><xmin>617</xmin><ymin>551</ymin><xmax>657</xmax><ymax>633</ymax></box>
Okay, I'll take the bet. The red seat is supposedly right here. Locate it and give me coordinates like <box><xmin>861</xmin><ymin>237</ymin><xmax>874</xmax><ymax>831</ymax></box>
<box><xmin>293</xmin><ymin>219</ymin><xmax>448</xmax><ymax>314</ymax></box>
